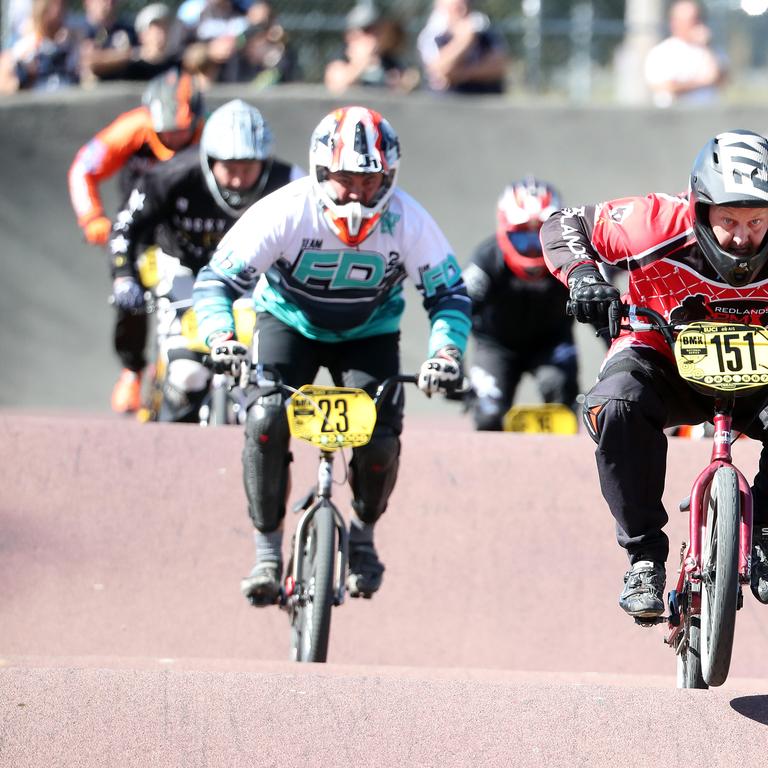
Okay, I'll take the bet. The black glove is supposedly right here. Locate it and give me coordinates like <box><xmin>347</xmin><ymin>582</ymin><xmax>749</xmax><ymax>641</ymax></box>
<box><xmin>567</xmin><ymin>265</ymin><xmax>620</xmax><ymax>325</ymax></box>
<box><xmin>112</xmin><ymin>276</ymin><xmax>145</xmax><ymax>312</ymax></box>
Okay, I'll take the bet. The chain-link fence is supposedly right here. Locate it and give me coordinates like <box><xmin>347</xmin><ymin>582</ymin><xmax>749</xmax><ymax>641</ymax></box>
<box><xmin>3</xmin><ymin>0</ymin><xmax>768</xmax><ymax>102</ymax></box>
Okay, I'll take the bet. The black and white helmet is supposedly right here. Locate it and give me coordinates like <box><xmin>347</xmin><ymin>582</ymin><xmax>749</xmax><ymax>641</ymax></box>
<box><xmin>690</xmin><ymin>129</ymin><xmax>768</xmax><ymax>286</ymax></box>
<box><xmin>200</xmin><ymin>99</ymin><xmax>274</xmax><ymax>216</ymax></box>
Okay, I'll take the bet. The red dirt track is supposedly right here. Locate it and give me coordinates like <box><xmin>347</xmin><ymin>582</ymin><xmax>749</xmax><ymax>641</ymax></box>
<box><xmin>2</xmin><ymin>411</ymin><xmax>768</xmax><ymax>766</ymax></box>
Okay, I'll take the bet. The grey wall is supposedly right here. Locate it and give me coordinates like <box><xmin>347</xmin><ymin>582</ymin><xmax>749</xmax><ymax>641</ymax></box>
<box><xmin>2</xmin><ymin>82</ymin><xmax>768</xmax><ymax>412</ymax></box>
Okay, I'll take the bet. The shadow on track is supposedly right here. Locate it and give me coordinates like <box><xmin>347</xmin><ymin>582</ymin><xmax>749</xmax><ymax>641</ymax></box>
<box><xmin>730</xmin><ymin>695</ymin><xmax>768</xmax><ymax>725</ymax></box>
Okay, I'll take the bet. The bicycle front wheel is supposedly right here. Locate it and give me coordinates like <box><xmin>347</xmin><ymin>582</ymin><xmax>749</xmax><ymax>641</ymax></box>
<box><xmin>676</xmin><ymin>614</ymin><xmax>706</xmax><ymax>689</ymax></box>
<box><xmin>700</xmin><ymin>466</ymin><xmax>740</xmax><ymax>687</ymax></box>
<box><xmin>290</xmin><ymin>501</ymin><xmax>336</xmax><ymax>663</ymax></box>
<box><xmin>208</xmin><ymin>383</ymin><xmax>230</xmax><ymax>426</ymax></box>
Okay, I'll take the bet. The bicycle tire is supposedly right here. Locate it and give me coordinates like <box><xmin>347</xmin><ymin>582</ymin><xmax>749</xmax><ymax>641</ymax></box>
<box><xmin>700</xmin><ymin>466</ymin><xmax>740</xmax><ymax>687</ymax></box>
<box><xmin>676</xmin><ymin>615</ymin><xmax>707</xmax><ymax>689</ymax></box>
<box><xmin>291</xmin><ymin>501</ymin><xmax>336</xmax><ymax>663</ymax></box>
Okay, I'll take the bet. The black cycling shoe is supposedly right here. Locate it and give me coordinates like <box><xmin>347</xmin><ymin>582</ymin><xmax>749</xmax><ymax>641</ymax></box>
<box><xmin>240</xmin><ymin>560</ymin><xmax>282</xmax><ymax>607</ymax></box>
<box><xmin>619</xmin><ymin>560</ymin><xmax>666</xmax><ymax>618</ymax></box>
<box><xmin>347</xmin><ymin>543</ymin><xmax>385</xmax><ymax>598</ymax></box>
<box><xmin>751</xmin><ymin>526</ymin><xmax>768</xmax><ymax>604</ymax></box>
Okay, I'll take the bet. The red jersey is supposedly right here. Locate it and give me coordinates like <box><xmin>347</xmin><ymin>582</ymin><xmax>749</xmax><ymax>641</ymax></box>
<box><xmin>540</xmin><ymin>193</ymin><xmax>768</xmax><ymax>362</ymax></box>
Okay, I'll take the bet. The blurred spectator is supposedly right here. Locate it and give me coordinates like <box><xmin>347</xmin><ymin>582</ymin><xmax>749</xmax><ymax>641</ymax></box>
<box><xmin>0</xmin><ymin>0</ymin><xmax>80</xmax><ymax>94</ymax></box>
<box><xmin>75</xmin><ymin>0</ymin><xmax>135</xmax><ymax>50</ymax></box>
<box><xmin>4</xmin><ymin>0</ymin><xmax>33</xmax><ymax>48</ymax></box>
<box><xmin>181</xmin><ymin>40</ymin><xmax>222</xmax><ymax>89</ymax></box>
<box><xmin>416</xmin><ymin>0</ymin><xmax>508</xmax><ymax>95</ymax></box>
<box><xmin>176</xmin><ymin>0</ymin><xmax>248</xmax><ymax>43</ymax></box>
<box><xmin>80</xmin><ymin>3</ymin><xmax>181</xmax><ymax>82</ymax></box>
<box><xmin>172</xmin><ymin>0</ymin><xmax>248</xmax><ymax>83</ymax></box>
<box><xmin>216</xmin><ymin>0</ymin><xmax>300</xmax><ymax>87</ymax></box>
<box><xmin>324</xmin><ymin>3</ymin><xmax>419</xmax><ymax>95</ymax></box>
<box><xmin>644</xmin><ymin>0</ymin><xmax>726</xmax><ymax>108</ymax></box>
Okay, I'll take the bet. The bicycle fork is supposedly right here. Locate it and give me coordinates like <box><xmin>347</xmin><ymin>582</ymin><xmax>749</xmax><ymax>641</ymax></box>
<box><xmin>283</xmin><ymin>451</ymin><xmax>350</xmax><ymax>607</ymax></box>
<box><xmin>666</xmin><ymin>408</ymin><xmax>753</xmax><ymax>645</ymax></box>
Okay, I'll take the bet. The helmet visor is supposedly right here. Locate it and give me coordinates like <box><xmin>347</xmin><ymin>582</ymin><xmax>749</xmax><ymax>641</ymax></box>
<box><xmin>506</xmin><ymin>230</ymin><xmax>542</xmax><ymax>257</ymax></box>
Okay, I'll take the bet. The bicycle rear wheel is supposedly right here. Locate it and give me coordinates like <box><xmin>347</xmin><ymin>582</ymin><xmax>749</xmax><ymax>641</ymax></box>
<box><xmin>290</xmin><ymin>501</ymin><xmax>336</xmax><ymax>663</ymax></box>
<box><xmin>700</xmin><ymin>466</ymin><xmax>740</xmax><ymax>687</ymax></box>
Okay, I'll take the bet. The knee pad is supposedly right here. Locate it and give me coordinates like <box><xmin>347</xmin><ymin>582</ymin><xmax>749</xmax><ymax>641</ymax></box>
<box><xmin>166</xmin><ymin>357</ymin><xmax>210</xmax><ymax>394</ymax></box>
<box><xmin>242</xmin><ymin>393</ymin><xmax>291</xmax><ymax>532</ymax></box>
<box><xmin>349</xmin><ymin>433</ymin><xmax>401</xmax><ymax>525</ymax></box>
<box><xmin>160</xmin><ymin>380</ymin><xmax>207</xmax><ymax>423</ymax></box>
<box><xmin>582</xmin><ymin>393</ymin><xmax>609</xmax><ymax>443</ymax></box>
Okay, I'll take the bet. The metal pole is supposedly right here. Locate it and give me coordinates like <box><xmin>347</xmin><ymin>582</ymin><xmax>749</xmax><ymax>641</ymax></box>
<box><xmin>522</xmin><ymin>0</ymin><xmax>542</xmax><ymax>93</ymax></box>
<box><xmin>569</xmin><ymin>2</ymin><xmax>593</xmax><ymax>103</ymax></box>
<box><xmin>614</xmin><ymin>0</ymin><xmax>663</xmax><ymax>104</ymax></box>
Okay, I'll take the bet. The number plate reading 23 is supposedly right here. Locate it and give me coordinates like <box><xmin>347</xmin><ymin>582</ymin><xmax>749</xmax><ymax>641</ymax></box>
<box><xmin>286</xmin><ymin>385</ymin><xmax>377</xmax><ymax>449</ymax></box>
<box><xmin>674</xmin><ymin>322</ymin><xmax>768</xmax><ymax>392</ymax></box>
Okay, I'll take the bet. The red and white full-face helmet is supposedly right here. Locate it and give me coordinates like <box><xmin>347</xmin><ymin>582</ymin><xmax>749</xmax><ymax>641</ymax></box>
<box><xmin>496</xmin><ymin>176</ymin><xmax>561</xmax><ymax>280</ymax></box>
<box><xmin>309</xmin><ymin>106</ymin><xmax>400</xmax><ymax>245</ymax></box>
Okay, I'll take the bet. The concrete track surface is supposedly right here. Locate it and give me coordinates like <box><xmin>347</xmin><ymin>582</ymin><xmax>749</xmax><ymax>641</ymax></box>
<box><xmin>2</xmin><ymin>411</ymin><xmax>768</xmax><ymax>766</ymax></box>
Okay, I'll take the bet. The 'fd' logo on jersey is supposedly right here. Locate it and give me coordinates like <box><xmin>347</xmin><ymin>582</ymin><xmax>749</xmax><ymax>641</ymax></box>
<box><xmin>293</xmin><ymin>250</ymin><xmax>385</xmax><ymax>290</ymax></box>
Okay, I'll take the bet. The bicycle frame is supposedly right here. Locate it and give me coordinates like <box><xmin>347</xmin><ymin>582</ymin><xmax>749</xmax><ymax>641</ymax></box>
<box><xmin>612</xmin><ymin>304</ymin><xmax>758</xmax><ymax>673</ymax></box>
<box><xmin>666</xmin><ymin>404</ymin><xmax>754</xmax><ymax>648</ymax></box>
<box><xmin>284</xmin><ymin>452</ymin><xmax>350</xmax><ymax>607</ymax></box>
<box><xmin>280</xmin><ymin>373</ymin><xmax>416</xmax><ymax>607</ymax></box>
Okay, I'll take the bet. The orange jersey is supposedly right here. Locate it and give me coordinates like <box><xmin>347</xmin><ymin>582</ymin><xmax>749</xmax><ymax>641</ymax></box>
<box><xmin>68</xmin><ymin>106</ymin><xmax>200</xmax><ymax>228</ymax></box>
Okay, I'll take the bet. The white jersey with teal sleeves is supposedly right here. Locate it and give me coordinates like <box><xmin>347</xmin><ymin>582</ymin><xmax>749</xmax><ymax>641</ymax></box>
<box><xmin>193</xmin><ymin>176</ymin><xmax>471</xmax><ymax>355</ymax></box>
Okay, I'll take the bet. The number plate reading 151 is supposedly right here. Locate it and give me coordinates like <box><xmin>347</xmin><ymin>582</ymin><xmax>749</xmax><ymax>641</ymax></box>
<box><xmin>674</xmin><ymin>322</ymin><xmax>768</xmax><ymax>392</ymax></box>
<box><xmin>286</xmin><ymin>385</ymin><xmax>377</xmax><ymax>449</ymax></box>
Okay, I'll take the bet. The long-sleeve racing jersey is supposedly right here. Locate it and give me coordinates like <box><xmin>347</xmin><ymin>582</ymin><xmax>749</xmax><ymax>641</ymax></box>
<box><xmin>463</xmin><ymin>234</ymin><xmax>573</xmax><ymax>352</ymax></box>
<box><xmin>68</xmin><ymin>106</ymin><xmax>202</xmax><ymax>229</ymax></box>
<box><xmin>540</xmin><ymin>193</ymin><xmax>768</xmax><ymax>362</ymax></box>
<box><xmin>193</xmin><ymin>177</ymin><xmax>472</xmax><ymax>356</ymax></box>
<box><xmin>109</xmin><ymin>147</ymin><xmax>303</xmax><ymax>279</ymax></box>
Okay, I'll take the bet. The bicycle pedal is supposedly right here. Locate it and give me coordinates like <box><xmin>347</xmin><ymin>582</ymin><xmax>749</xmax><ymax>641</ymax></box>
<box><xmin>633</xmin><ymin>615</ymin><xmax>665</xmax><ymax>628</ymax></box>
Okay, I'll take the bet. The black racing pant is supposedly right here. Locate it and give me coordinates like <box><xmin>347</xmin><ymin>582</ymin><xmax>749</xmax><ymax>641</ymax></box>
<box><xmin>470</xmin><ymin>334</ymin><xmax>579</xmax><ymax>431</ymax></box>
<box><xmin>114</xmin><ymin>306</ymin><xmax>148</xmax><ymax>373</ymax></box>
<box><xmin>584</xmin><ymin>346</ymin><xmax>768</xmax><ymax>564</ymax></box>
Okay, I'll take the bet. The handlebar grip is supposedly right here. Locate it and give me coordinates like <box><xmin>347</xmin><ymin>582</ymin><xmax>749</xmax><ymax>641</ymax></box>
<box><xmin>608</xmin><ymin>300</ymin><xmax>624</xmax><ymax>340</ymax></box>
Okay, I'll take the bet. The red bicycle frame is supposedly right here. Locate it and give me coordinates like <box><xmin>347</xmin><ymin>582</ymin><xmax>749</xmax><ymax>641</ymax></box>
<box><xmin>666</xmin><ymin>404</ymin><xmax>753</xmax><ymax>646</ymax></box>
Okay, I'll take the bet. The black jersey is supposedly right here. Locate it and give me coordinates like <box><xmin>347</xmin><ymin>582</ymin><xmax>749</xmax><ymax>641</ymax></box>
<box><xmin>110</xmin><ymin>147</ymin><xmax>298</xmax><ymax>279</ymax></box>
<box><xmin>464</xmin><ymin>235</ymin><xmax>573</xmax><ymax>351</ymax></box>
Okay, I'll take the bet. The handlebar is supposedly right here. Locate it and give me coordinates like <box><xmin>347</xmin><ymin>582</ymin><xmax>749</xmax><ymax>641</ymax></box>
<box><xmin>608</xmin><ymin>301</ymin><xmax>677</xmax><ymax>347</ymax></box>
<box><xmin>249</xmin><ymin>364</ymin><xmax>420</xmax><ymax>409</ymax></box>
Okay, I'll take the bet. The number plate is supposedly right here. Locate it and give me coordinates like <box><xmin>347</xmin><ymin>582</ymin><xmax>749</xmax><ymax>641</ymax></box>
<box><xmin>674</xmin><ymin>322</ymin><xmax>768</xmax><ymax>392</ymax></box>
<box><xmin>178</xmin><ymin>308</ymin><xmax>208</xmax><ymax>353</ymax></box>
<box><xmin>136</xmin><ymin>246</ymin><xmax>160</xmax><ymax>288</ymax></box>
<box><xmin>503</xmin><ymin>403</ymin><xmax>579</xmax><ymax>434</ymax></box>
<box><xmin>287</xmin><ymin>385</ymin><xmax>377</xmax><ymax>449</ymax></box>
<box><xmin>233</xmin><ymin>298</ymin><xmax>256</xmax><ymax>349</ymax></box>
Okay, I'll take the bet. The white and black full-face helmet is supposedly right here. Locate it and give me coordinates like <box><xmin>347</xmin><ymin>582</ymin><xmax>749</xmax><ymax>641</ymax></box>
<box><xmin>690</xmin><ymin>129</ymin><xmax>768</xmax><ymax>286</ymax></box>
<box><xmin>200</xmin><ymin>99</ymin><xmax>274</xmax><ymax>216</ymax></box>
<box><xmin>309</xmin><ymin>106</ymin><xmax>400</xmax><ymax>245</ymax></box>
